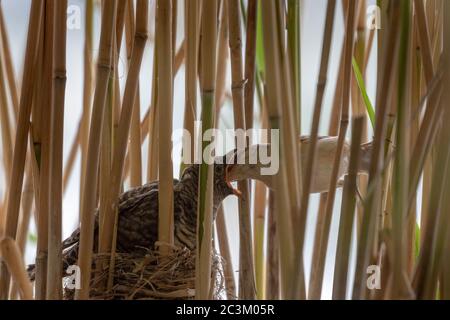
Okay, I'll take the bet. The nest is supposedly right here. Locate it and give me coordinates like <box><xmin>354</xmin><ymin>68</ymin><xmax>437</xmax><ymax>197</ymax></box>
<box><xmin>64</xmin><ymin>244</ymin><xmax>226</xmax><ymax>300</ymax></box>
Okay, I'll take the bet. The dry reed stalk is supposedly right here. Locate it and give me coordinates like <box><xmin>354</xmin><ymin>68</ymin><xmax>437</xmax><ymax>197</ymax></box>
<box><xmin>261</xmin><ymin>0</ymin><xmax>296</xmax><ymax>299</ymax></box>
<box><xmin>97</xmin><ymin>0</ymin><xmax>148</xmax><ymax>287</ymax></box>
<box><xmin>295</xmin><ymin>0</ymin><xmax>336</xmax><ymax>300</ymax></box>
<box><xmin>62</xmin><ymin>126</ymin><xmax>81</xmax><ymax>191</ymax></box>
<box><xmin>0</xmin><ymin>5</ymin><xmax>19</xmax><ymax>119</ymax></box>
<box><xmin>125</xmin><ymin>0</ymin><xmax>143</xmax><ymax>187</ymax></box>
<box><xmin>182</xmin><ymin>0</ymin><xmax>199</xmax><ymax>173</ymax></box>
<box><xmin>332</xmin><ymin>116</ymin><xmax>363</xmax><ymax>299</ymax></box>
<box><xmin>34</xmin><ymin>0</ymin><xmax>56</xmax><ymax>300</ymax></box>
<box><xmin>79</xmin><ymin>0</ymin><xmax>94</xmax><ymax>210</ymax></box>
<box><xmin>228</xmin><ymin>0</ymin><xmax>256</xmax><ymax>300</ymax></box>
<box><xmin>46</xmin><ymin>0</ymin><xmax>67</xmax><ymax>299</ymax></box>
<box><xmin>196</xmin><ymin>0</ymin><xmax>218</xmax><ymax>300</ymax></box>
<box><xmin>253</xmin><ymin>181</ymin><xmax>267</xmax><ymax>299</ymax></box>
<box><xmin>76</xmin><ymin>0</ymin><xmax>117</xmax><ymax>300</ymax></box>
<box><xmin>215</xmin><ymin>206</ymin><xmax>236</xmax><ymax>299</ymax></box>
<box><xmin>352</xmin><ymin>1</ymin><xmax>402</xmax><ymax>299</ymax></box>
<box><xmin>0</xmin><ymin>0</ymin><xmax>43</xmax><ymax>299</ymax></box>
<box><xmin>244</xmin><ymin>0</ymin><xmax>257</xmax><ymax>130</ymax></box>
<box><xmin>412</xmin><ymin>0</ymin><xmax>450</xmax><ymax>299</ymax></box>
<box><xmin>265</xmin><ymin>190</ymin><xmax>279</xmax><ymax>299</ymax></box>
<box><xmin>214</xmin><ymin>2</ymin><xmax>228</xmax><ymax>124</ymax></box>
<box><xmin>309</xmin><ymin>28</ymin><xmax>347</xmax><ymax>298</ymax></box>
<box><xmin>287</xmin><ymin>0</ymin><xmax>301</xmax><ymax>130</ymax></box>
<box><xmin>0</xmin><ymin>42</ymin><xmax>13</xmax><ymax>183</ymax></box>
<box><xmin>155</xmin><ymin>0</ymin><xmax>174</xmax><ymax>257</ymax></box>
<box><xmin>0</xmin><ymin>238</ymin><xmax>33</xmax><ymax>300</ymax></box>
<box><xmin>389</xmin><ymin>0</ymin><xmax>413</xmax><ymax>299</ymax></box>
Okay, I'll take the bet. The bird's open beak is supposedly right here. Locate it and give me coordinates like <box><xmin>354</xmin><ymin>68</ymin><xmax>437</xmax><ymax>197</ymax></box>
<box><xmin>225</xmin><ymin>164</ymin><xmax>242</xmax><ymax>198</ymax></box>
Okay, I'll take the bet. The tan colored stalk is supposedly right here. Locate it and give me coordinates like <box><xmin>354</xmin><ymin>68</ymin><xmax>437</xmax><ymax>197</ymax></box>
<box><xmin>75</xmin><ymin>0</ymin><xmax>117</xmax><ymax>300</ymax></box>
<box><xmin>332</xmin><ymin>116</ymin><xmax>363</xmax><ymax>299</ymax></box>
<box><xmin>265</xmin><ymin>190</ymin><xmax>279</xmax><ymax>299</ymax></box>
<box><xmin>79</xmin><ymin>0</ymin><xmax>94</xmax><ymax>211</ymax></box>
<box><xmin>0</xmin><ymin>238</ymin><xmax>33</xmax><ymax>300</ymax></box>
<box><xmin>196</xmin><ymin>0</ymin><xmax>218</xmax><ymax>300</ymax></box>
<box><xmin>228</xmin><ymin>0</ymin><xmax>256</xmax><ymax>300</ymax></box>
<box><xmin>62</xmin><ymin>127</ymin><xmax>81</xmax><ymax>191</ymax></box>
<box><xmin>215</xmin><ymin>206</ymin><xmax>236</xmax><ymax>299</ymax></box>
<box><xmin>146</xmin><ymin>55</ymin><xmax>159</xmax><ymax>182</ymax></box>
<box><xmin>309</xmin><ymin>28</ymin><xmax>347</xmax><ymax>299</ymax></box>
<box><xmin>156</xmin><ymin>0</ymin><xmax>174</xmax><ymax>256</ymax></box>
<box><xmin>261</xmin><ymin>0</ymin><xmax>296</xmax><ymax>299</ymax></box>
<box><xmin>34</xmin><ymin>0</ymin><xmax>56</xmax><ymax>299</ymax></box>
<box><xmin>0</xmin><ymin>5</ymin><xmax>19</xmax><ymax>119</ymax></box>
<box><xmin>352</xmin><ymin>2</ymin><xmax>402</xmax><ymax>299</ymax></box>
<box><xmin>46</xmin><ymin>0</ymin><xmax>67</xmax><ymax>299</ymax></box>
<box><xmin>125</xmin><ymin>0</ymin><xmax>143</xmax><ymax>187</ymax></box>
<box><xmin>98</xmin><ymin>0</ymin><xmax>148</xmax><ymax>280</ymax></box>
<box><xmin>0</xmin><ymin>42</ymin><xmax>13</xmax><ymax>183</ymax></box>
<box><xmin>295</xmin><ymin>0</ymin><xmax>336</xmax><ymax>300</ymax></box>
<box><xmin>182</xmin><ymin>0</ymin><xmax>199</xmax><ymax>172</ymax></box>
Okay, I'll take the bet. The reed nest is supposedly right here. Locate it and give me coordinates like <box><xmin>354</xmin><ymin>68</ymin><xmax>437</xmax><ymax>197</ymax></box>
<box><xmin>63</xmin><ymin>245</ymin><xmax>227</xmax><ymax>300</ymax></box>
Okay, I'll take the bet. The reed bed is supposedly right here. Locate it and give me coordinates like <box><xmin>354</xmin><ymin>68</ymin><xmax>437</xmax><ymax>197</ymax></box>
<box><xmin>0</xmin><ymin>0</ymin><xmax>450</xmax><ymax>301</ymax></box>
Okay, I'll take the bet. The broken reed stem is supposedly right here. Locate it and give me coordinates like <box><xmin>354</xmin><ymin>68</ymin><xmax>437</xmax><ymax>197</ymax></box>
<box><xmin>46</xmin><ymin>0</ymin><xmax>67</xmax><ymax>300</ymax></box>
<box><xmin>0</xmin><ymin>238</ymin><xmax>33</xmax><ymax>300</ymax></box>
<box><xmin>295</xmin><ymin>0</ymin><xmax>336</xmax><ymax>300</ymax></box>
<box><xmin>76</xmin><ymin>0</ymin><xmax>117</xmax><ymax>300</ymax></box>
<box><xmin>0</xmin><ymin>0</ymin><xmax>43</xmax><ymax>300</ymax></box>
<box><xmin>156</xmin><ymin>0</ymin><xmax>174</xmax><ymax>256</ymax></box>
<box><xmin>332</xmin><ymin>116</ymin><xmax>364</xmax><ymax>299</ymax></box>
<box><xmin>196</xmin><ymin>0</ymin><xmax>218</xmax><ymax>300</ymax></box>
<box><xmin>228</xmin><ymin>0</ymin><xmax>256</xmax><ymax>300</ymax></box>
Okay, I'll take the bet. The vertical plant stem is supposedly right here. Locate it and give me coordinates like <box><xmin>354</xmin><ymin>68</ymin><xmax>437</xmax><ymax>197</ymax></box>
<box><xmin>75</xmin><ymin>0</ymin><xmax>117</xmax><ymax>299</ymax></box>
<box><xmin>196</xmin><ymin>0</ymin><xmax>218</xmax><ymax>300</ymax></box>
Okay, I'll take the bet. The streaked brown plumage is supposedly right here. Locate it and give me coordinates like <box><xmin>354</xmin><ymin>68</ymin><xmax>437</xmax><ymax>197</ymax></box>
<box><xmin>28</xmin><ymin>156</ymin><xmax>235</xmax><ymax>279</ymax></box>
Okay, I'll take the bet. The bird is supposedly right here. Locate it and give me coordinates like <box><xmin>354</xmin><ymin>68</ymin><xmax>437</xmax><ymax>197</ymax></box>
<box><xmin>225</xmin><ymin>135</ymin><xmax>372</xmax><ymax>194</ymax></box>
<box><xmin>28</xmin><ymin>154</ymin><xmax>238</xmax><ymax>280</ymax></box>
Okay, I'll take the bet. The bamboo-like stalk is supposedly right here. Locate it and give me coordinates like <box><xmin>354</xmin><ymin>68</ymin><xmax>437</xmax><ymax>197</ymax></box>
<box><xmin>155</xmin><ymin>0</ymin><xmax>174</xmax><ymax>258</ymax></box>
<box><xmin>196</xmin><ymin>0</ymin><xmax>218</xmax><ymax>300</ymax></box>
<box><xmin>309</xmin><ymin>37</ymin><xmax>346</xmax><ymax>299</ymax></box>
<box><xmin>46</xmin><ymin>0</ymin><xmax>67</xmax><ymax>300</ymax></box>
<box><xmin>228</xmin><ymin>0</ymin><xmax>256</xmax><ymax>300</ymax></box>
<box><xmin>287</xmin><ymin>0</ymin><xmax>301</xmax><ymax>130</ymax></box>
<box><xmin>75</xmin><ymin>0</ymin><xmax>117</xmax><ymax>300</ymax></box>
<box><xmin>147</xmin><ymin>55</ymin><xmax>159</xmax><ymax>182</ymax></box>
<box><xmin>0</xmin><ymin>0</ymin><xmax>43</xmax><ymax>300</ymax></box>
<box><xmin>125</xmin><ymin>0</ymin><xmax>143</xmax><ymax>187</ymax></box>
<box><xmin>0</xmin><ymin>39</ymin><xmax>13</xmax><ymax>183</ymax></box>
<box><xmin>332</xmin><ymin>116</ymin><xmax>363</xmax><ymax>299</ymax></box>
<box><xmin>412</xmin><ymin>0</ymin><xmax>450</xmax><ymax>299</ymax></box>
<box><xmin>0</xmin><ymin>238</ymin><xmax>33</xmax><ymax>300</ymax></box>
<box><xmin>181</xmin><ymin>0</ymin><xmax>199</xmax><ymax>173</ymax></box>
<box><xmin>260</xmin><ymin>0</ymin><xmax>296</xmax><ymax>299</ymax></box>
<box><xmin>35</xmin><ymin>0</ymin><xmax>56</xmax><ymax>300</ymax></box>
<box><xmin>294</xmin><ymin>0</ymin><xmax>336</xmax><ymax>300</ymax></box>
<box><xmin>352</xmin><ymin>1</ymin><xmax>402</xmax><ymax>299</ymax></box>
<box><xmin>215</xmin><ymin>206</ymin><xmax>236</xmax><ymax>299</ymax></box>
<box><xmin>0</xmin><ymin>5</ymin><xmax>19</xmax><ymax>119</ymax></box>
<box><xmin>265</xmin><ymin>190</ymin><xmax>279</xmax><ymax>299</ymax></box>
<box><xmin>389</xmin><ymin>0</ymin><xmax>412</xmax><ymax>299</ymax></box>
<box><xmin>79</xmin><ymin>0</ymin><xmax>95</xmax><ymax>212</ymax></box>
<box><xmin>98</xmin><ymin>0</ymin><xmax>148</xmax><ymax>278</ymax></box>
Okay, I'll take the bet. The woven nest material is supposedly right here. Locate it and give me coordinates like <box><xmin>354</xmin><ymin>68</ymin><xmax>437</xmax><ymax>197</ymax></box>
<box><xmin>64</xmin><ymin>244</ymin><xmax>227</xmax><ymax>300</ymax></box>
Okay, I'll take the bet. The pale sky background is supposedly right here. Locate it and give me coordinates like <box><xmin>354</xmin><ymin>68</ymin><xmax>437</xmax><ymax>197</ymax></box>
<box><xmin>0</xmin><ymin>0</ymin><xmax>381</xmax><ymax>299</ymax></box>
